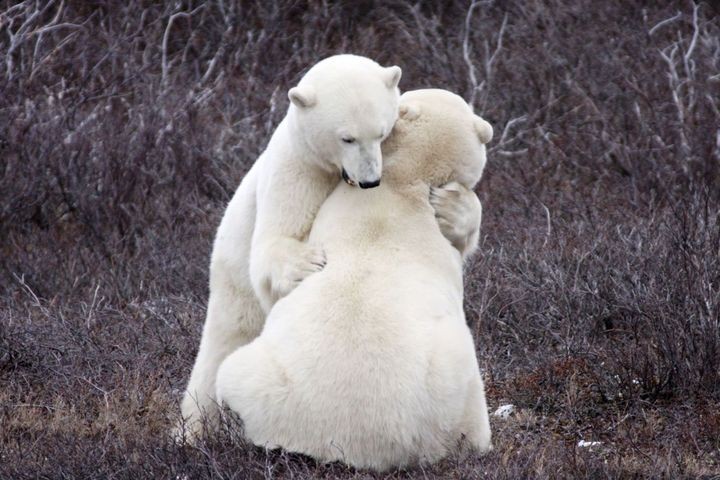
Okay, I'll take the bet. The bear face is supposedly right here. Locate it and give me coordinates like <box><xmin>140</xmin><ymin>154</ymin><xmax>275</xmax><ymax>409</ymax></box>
<box><xmin>287</xmin><ymin>54</ymin><xmax>401</xmax><ymax>188</ymax></box>
<box><xmin>383</xmin><ymin>89</ymin><xmax>493</xmax><ymax>189</ymax></box>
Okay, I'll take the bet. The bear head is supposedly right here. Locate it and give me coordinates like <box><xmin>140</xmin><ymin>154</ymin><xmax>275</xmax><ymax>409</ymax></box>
<box><xmin>287</xmin><ymin>54</ymin><xmax>402</xmax><ymax>189</ymax></box>
<box><xmin>382</xmin><ymin>89</ymin><xmax>493</xmax><ymax>189</ymax></box>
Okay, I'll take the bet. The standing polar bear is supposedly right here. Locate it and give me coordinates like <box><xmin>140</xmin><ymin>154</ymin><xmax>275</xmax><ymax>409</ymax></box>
<box><xmin>216</xmin><ymin>89</ymin><xmax>494</xmax><ymax>471</ymax></box>
<box><xmin>180</xmin><ymin>55</ymin><xmax>401</xmax><ymax>436</ymax></box>
<box><xmin>179</xmin><ymin>55</ymin><xmax>482</xmax><ymax>438</ymax></box>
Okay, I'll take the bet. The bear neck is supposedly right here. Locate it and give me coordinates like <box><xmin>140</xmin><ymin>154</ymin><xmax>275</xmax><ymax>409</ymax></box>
<box><xmin>382</xmin><ymin>126</ymin><xmax>454</xmax><ymax>189</ymax></box>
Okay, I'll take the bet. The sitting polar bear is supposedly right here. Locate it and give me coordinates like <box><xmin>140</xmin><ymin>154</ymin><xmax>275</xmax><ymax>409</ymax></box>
<box><xmin>216</xmin><ymin>89</ymin><xmax>494</xmax><ymax>471</ymax></box>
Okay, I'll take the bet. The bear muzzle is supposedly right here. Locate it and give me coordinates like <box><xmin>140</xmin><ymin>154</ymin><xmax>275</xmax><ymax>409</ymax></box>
<box><xmin>342</xmin><ymin>168</ymin><xmax>381</xmax><ymax>189</ymax></box>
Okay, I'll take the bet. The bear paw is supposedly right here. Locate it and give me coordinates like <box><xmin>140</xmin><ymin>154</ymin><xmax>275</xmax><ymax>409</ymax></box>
<box><xmin>430</xmin><ymin>181</ymin><xmax>482</xmax><ymax>258</ymax></box>
<box><xmin>270</xmin><ymin>242</ymin><xmax>327</xmax><ymax>300</ymax></box>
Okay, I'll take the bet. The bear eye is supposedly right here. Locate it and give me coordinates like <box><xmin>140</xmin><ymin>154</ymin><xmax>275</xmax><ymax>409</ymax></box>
<box><xmin>341</xmin><ymin>136</ymin><xmax>355</xmax><ymax>144</ymax></box>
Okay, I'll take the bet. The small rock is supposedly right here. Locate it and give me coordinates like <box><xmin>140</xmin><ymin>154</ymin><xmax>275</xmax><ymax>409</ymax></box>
<box><xmin>577</xmin><ymin>440</ymin><xmax>603</xmax><ymax>448</ymax></box>
<box><xmin>492</xmin><ymin>404</ymin><xmax>515</xmax><ymax>419</ymax></box>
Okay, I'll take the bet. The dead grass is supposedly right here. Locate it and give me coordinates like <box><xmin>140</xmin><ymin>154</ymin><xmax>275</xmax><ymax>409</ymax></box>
<box><xmin>1</xmin><ymin>0</ymin><xmax>719</xmax><ymax>478</ymax></box>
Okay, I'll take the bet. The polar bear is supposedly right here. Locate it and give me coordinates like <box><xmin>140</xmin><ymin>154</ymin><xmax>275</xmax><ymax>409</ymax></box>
<box><xmin>215</xmin><ymin>89</ymin><xmax>494</xmax><ymax>470</ymax></box>
<box><xmin>179</xmin><ymin>54</ymin><xmax>401</xmax><ymax>437</ymax></box>
<box><xmin>178</xmin><ymin>56</ymin><xmax>482</xmax><ymax>439</ymax></box>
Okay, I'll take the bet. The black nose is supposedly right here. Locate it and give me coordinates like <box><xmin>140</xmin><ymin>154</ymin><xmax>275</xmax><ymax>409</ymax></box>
<box><xmin>359</xmin><ymin>179</ymin><xmax>380</xmax><ymax>189</ymax></box>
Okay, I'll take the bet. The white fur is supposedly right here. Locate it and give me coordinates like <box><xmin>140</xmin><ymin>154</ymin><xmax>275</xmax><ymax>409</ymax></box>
<box><xmin>431</xmin><ymin>181</ymin><xmax>482</xmax><ymax>259</ymax></box>
<box><xmin>179</xmin><ymin>55</ymin><xmax>401</xmax><ymax>437</ymax></box>
<box><xmin>216</xmin><ymin>89</ymin><xmax>493</xmax><ymax>470</ymax></box>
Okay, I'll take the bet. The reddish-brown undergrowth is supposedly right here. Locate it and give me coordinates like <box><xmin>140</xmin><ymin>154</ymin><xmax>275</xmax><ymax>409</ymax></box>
<box><xmin>2</xmin><ymin>1</ymin><xmax>718</xmax><ymax>478</ymax></box>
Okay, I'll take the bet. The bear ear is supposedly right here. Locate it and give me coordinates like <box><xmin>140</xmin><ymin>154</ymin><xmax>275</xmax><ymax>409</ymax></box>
<box><xmin>399</xmin><ymin>103</ymin><xmax>420</xmax><ymax>121</ymax></box>
<box><xmin>288</xmin><ymin>85</ymin><xmax>316</xmax><ymax>109</ymax></box>
<box><xmin>383</xmin><ymin>65</ymin><xmax>402</xmax><ymax>89</ymax></box>
<box><xmin>474</xmin><ymin>116</ymin><xmax>493</xmax><ymax>143</ymax></box>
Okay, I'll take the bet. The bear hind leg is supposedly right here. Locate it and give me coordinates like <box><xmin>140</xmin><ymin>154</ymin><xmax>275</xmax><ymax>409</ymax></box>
<box><xmin>215</xmin><ymin>340</ymin><xmax>292</xmax><ymax>449</ymax></box>
<box><xmin>459</xmin><ymin>374</ymin><xmax>492</xmax><ymax>453</ymax></box>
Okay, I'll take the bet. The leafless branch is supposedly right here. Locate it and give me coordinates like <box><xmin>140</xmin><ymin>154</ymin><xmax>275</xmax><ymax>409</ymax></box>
<box><xmin>462</xmin><ymin>0</ymin><xmax>482</xmax><ymax>105</ymax></box>
<box><xmin>161</xmin><ymin>4</ymin><xmax>205</xmax><ymax>87</ymax></box>
<box><xmin>648</xmin><ymin>10</ymin><xmax>681</xmax><ymax>36</ymax></box>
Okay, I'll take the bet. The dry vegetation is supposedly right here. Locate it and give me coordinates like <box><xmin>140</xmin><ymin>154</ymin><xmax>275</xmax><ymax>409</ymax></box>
<box><xmin>2</xmin><ymin>0</ymin><xmax>719</xmax><ymax>478</ymax></box>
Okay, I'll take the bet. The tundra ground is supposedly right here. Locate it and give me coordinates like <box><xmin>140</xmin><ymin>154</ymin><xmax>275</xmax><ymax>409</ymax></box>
<box><xmin>1</xmin><ymin>1</ymin><xmax>719</xmax><ymax>478</ymax></box>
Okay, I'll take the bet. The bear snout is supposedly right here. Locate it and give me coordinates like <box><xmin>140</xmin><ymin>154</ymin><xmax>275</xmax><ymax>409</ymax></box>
<box><xmin>342</xmin><ymin>168</ymin><xmax>380</xmax><ymax>189</ymax></box>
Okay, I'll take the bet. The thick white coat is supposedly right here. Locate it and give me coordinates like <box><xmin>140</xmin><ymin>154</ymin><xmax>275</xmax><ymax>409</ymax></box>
<box><xmin>216</xmin><ymin>89</ymin><xmax>493</xmax><ymax>470</ymax></box>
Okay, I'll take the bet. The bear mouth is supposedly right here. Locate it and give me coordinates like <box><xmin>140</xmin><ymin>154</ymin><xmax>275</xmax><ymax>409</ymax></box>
<box><xmin>341</xmin><ymin>168</ymin><xmax>357</xmax><ymax>187</ymax></box>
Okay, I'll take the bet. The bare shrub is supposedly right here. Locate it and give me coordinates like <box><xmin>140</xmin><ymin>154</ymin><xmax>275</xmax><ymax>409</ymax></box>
<box><xmin>1</xmin><ymin>0</ymin><xmax>718</xmax><ymax>478</ymax></box>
